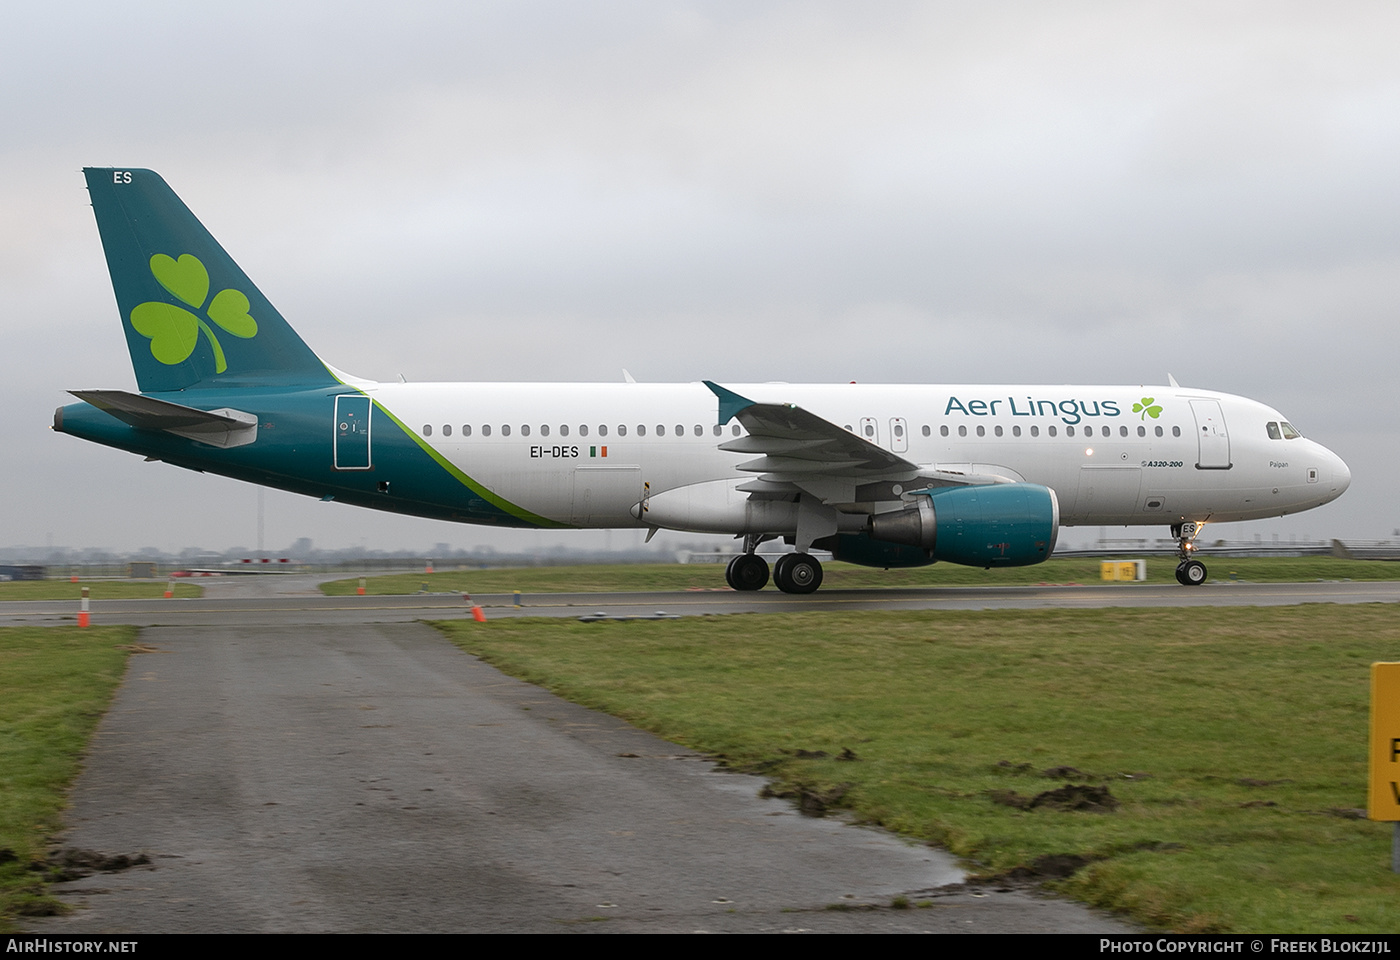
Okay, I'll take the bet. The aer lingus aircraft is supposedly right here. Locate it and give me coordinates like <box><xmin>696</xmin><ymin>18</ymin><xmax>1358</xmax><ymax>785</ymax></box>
<box><xmin>55</xmin><ymin>168</ymin><xmax>1351</xmax><ymax>592</ymax></box>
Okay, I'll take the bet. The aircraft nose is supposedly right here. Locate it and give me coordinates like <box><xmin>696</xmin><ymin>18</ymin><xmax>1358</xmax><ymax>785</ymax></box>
<box><xmin>1332</xmin><ymin>451</ymin><xmax>1351</xmax><ymax>497</ymax></box>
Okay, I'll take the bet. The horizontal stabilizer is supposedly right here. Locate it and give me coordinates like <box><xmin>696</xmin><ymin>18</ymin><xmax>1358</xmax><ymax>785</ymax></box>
<box><xmin>70</xmin><ymin>390</ymin><xmax>258</xmax><ymax>449</ymax></box>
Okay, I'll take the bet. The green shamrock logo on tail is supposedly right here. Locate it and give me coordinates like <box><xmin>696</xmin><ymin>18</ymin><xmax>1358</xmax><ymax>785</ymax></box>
<box><xmin>130</xmin><ymin>254</ymin><xmax>258</xmax><ymax>372</ymax></box>
<box><xmin>1133</xmin><ymin>397</ymin><xmax>1163</xmax><ymax>420</ymax></box>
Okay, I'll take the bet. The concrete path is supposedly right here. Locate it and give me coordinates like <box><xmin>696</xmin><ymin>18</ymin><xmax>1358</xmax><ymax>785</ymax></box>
<box><xmin>28</xmin><ymin>621</ymin><xmax>1131</xmax><ymax>933</ymax></box>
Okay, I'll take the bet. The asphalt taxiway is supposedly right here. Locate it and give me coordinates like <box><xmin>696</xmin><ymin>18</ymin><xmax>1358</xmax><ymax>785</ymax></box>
<box><xmin>4</xmin><ymin>575</ymin><xmax>1398</xmax><ymax>627</ymax></box>
<box><xmin>23</xmin><ymin>614</ymin><xmax>1132</xmax><ymax>933</ymax></box>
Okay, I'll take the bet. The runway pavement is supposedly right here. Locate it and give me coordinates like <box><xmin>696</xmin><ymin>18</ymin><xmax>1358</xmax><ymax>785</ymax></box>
<box><xmin>4</xmin><ymin>574</ymin><xmax>1399</xmax><ymax>627</ymax></box>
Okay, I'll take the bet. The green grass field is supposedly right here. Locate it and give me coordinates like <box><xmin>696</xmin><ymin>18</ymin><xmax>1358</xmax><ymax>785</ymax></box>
<box><xmin>0</xmin><ymin>627</ymin><xmax>135</xmax><ymax>931</ymax></box>
<box><xmin>437</xmin><ymin>605</ymin><xmax>1400</xmax><ymax>933</ymax></box>
<box><xmin>0</xmin><ymin>581</ymin><xmax>203</xmax><ymax>601</ymax></box>
<box><xmin>322</xmin><ymin>556</ymin><xmax>1400</xmax><ymax>596</ymax></box>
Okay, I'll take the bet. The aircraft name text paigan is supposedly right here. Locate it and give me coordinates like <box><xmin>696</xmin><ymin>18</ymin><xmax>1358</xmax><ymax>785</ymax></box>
<box><xmin>944</xmin><ymin>396</ymin><xmax>1123</xmax><ymax>425</ymax></box>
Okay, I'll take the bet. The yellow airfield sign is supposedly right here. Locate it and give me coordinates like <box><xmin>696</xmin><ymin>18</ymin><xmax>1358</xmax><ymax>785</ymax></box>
<box><xmin>1369</xmin><ymin>662</ymin><xmax>1400</xmax><ymax>821</ymax></box>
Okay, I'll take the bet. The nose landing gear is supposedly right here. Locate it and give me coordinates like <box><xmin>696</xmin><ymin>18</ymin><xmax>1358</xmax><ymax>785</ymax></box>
<box><xmin>1173</xmin><ymin>522</ymin><xmax>1208</xmax><ymax>586</ymax></box>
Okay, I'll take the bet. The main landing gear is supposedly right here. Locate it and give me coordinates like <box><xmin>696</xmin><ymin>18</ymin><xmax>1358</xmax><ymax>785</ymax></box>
<box><xmin>773</xmin><ymin>552</ymin><xmax>823</xmax><ymax>594</ymax></box>
<box><xmin>725</xmin><ymin>533</ymin><xmax>770</xmax><ymax>591</ymax></box>
<box><xmin>1173</xmin><ymin>522</ymin><xmax>1208</xmax><ymax>586</ymax></box>
<box><xmin>724</xmin><ymin>536</ymin><xmax>824</xmax><ymax>594</ymax></box>
<box><xmin>725</xmin><ymin>552</ymin><xmax>769</xmax><ymax>591</ymax></box>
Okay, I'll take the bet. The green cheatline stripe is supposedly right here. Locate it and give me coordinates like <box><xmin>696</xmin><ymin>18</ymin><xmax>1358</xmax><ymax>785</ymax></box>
<box><xmin>370</xmin><ymin>399</ymin><xmax>568</xmax><ymax>528</ymax></box>
<box><xmin>325</xmin><ymin>373</ymin><xmax>567</xmax><ymax>528</ymax></box>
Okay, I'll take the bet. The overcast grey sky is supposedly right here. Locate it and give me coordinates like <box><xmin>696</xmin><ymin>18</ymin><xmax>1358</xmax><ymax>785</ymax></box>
<box><xmin>3</xmin><ymin>1</ymin><xmax>1396</xmax><ymax>555</ymax></box>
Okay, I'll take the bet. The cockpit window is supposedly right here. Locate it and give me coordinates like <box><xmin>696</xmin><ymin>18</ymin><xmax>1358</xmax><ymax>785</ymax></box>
<box><xmin>1267</xmin><ymin>422</ymin><xmax>1282</xmax><ymax>440</ymax></box>
<box><xmin>1280</xmin><ymin>421</ymin><xmax>1302</xmax><ymax>440</ymax></box>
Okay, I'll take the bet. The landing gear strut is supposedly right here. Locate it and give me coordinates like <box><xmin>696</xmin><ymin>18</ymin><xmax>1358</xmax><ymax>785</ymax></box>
<box><xmin>725</xmin><ymin>534</ymin><xmax>769</xmax><ymax>591</ymax></box>
<box><xmin>1172</xmin><ymin>522</ymin><xmax>1208</xmax><ymax>586</ymax></box>
<box><xmin>773</xmin><ymin>553</ymin><xmax>823</xmax><ymax>594</ymax></box>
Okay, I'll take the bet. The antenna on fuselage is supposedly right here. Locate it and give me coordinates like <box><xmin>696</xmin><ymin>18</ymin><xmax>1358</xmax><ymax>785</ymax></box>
<box><xmin>1167</xmin><ymin>373</ymin><xmax>1180</xmax><ymax>388</ymax></box>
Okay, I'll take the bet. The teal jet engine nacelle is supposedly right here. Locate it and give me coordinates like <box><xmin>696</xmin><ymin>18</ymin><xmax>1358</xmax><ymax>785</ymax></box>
<box><xmin>866</xmin><ymin>483</ymin><xmax>1060</xmax><ymax>567</ymax></box>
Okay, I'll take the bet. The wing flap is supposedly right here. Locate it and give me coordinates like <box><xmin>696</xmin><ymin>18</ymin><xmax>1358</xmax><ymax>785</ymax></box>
<box><xmin>704</xmin><ymin>381</ymin><xmax>924</xmax><ymax>504</ymax></box>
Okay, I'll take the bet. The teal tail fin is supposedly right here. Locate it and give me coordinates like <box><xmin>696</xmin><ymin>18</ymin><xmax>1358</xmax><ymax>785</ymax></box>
<box><xmin>83</xmin><ymin>168</ymin><xmax>336</xmax><ymax>392</ymax></box>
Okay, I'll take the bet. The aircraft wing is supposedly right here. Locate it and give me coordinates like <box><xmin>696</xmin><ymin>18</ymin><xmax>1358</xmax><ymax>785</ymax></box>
<box><xmin>705</xmin><ymin>381</ymin><xmax>1001</xmax><ymax>504</ymax></box>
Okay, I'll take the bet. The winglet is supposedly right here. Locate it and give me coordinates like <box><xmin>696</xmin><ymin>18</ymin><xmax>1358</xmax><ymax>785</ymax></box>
<box><xmin>703</xmin><ymin>381</ymin><xmax>755</xmax><ymax>425</ymax></box>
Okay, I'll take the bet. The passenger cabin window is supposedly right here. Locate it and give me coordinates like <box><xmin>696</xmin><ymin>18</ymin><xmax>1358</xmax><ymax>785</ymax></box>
<box><xmin>994</xmin><ymin>425</ymin><xmax>1003</xmax><ymax>437</ymax></box>
<box><xmin>1137</xmin><ymin>425</ymin><xmax>1146</xmax><ymax>437</ymax></box>
<box><xmin>502</xmin><ymin>425</ymin><xmax>511</xmax><ymax>436</ymax></box>
<box><xmin>637</xmin><ymin>425</ymin><xmax>646</xmax><ymax>436</ymax></box>
<box><xmin>958</xmin><ymin>425</ymin><xmax>967</xmax><ymax>437</ymax></box>
<box><xmin>463</xmin><ymin>425</ymin><xmax>472</xmax><ymax>436</ymax></box>
<box><xmin>940</xmin><ymin>425</ymin><xmax>949</xmax><ymax>437</ymax></box>
<box><xmin>560</xmin><ymin>425</ymin><xmax>569</xmax><ymax>436</ymax></box>
<box><xmin>521</xmin><ymin>424</ymin><xmax>530</xmax><ymax>436</ymax></box>
<box><xmin>731</xmin><ymin>424</ymin><xmax>740</xmax><ymax>436</ymax></box>
<box><xmin>422</xmin><ymin>424</ymin><xmax>432</xmax><ymax>436</ymax></box>
<box><xmin>482</xmin><ymin>425</ymin><xmax>492</xmax><ymax>437</ymax></box>
<box><xmin>443</xmin><ymin>424</ymin><xmax>451</xmax><ymax>436</ymax></box>
<box><xmin>1030</xmin><ymin>426</ymin><xmax>1039</xmax><ymax>437</ymax></box>
<box><xmin>712</xmin><ymin>425</ymin><xmax>721</xmax><ymax>436</ymax></box>
<box><xmin>1012</xmin><ymin>425</ymin><xmax>1021</xmax><ymax>437</ymax></box>
<box><xmin>976</xmin><ymin>425</ymin><xmax>985</xmax><ymax>437</ymax></box>
<box><xmin>656</xmin><ymin>425</ymin><xmax>665</xmax><ymax>436</ymax></box>
<box><xmin>694</xmin><ymin>425</ymin><xmax>703</xmax><ymax>436</ymax></box>
<box><xmin>922</xmin><ymin>425</ymin><xmax>930</xmax><ymax>437</ymax></box>
<box><xmin>675</xmin><ymin>424</ymin><xmax>683</xmax><ymax>436</ymax></box>
<box><xmin>579</xmin><ymin>425</ymin><xmax>588</xmax><ymax>437</ymax></box>
<box><xmin>598</xmin><ymin>425</ymin><xmax>607</xmax><ymax>437</ymax></box>
<box><xmin>540</xmin><ymin>424</ymin><xmax>549</xmax><ymax>437</ymax></box>
<box><xmin>1154</xmin><ymin>426</ymin><xmax>1163</xmax><ymax>437</ymax></box>
<box><xmin>619</xmin><ymin>425</ymin><xmax>628</xmax><ymax>436</ymax></box>
<box><xmin>1119</xmin><ymin>425</ymin><xmax>1128</xmax><ymax>437</ymax></box>
<box><xmin>1172</xmin><ymin>426</ymin><xmax>1180</xmax><ymax>437</ymax></box>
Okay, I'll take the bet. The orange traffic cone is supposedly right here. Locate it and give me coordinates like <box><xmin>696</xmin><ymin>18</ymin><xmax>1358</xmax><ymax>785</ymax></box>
<box><xmin>464</xmin><ymin>593</ymin><xmax>486</xmax><ymax>622</ymax></box>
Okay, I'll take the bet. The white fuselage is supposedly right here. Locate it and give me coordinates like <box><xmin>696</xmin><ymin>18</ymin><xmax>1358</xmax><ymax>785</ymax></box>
<box><xmin>364</xmin><ymin>380</ymin><xmax>1350</xmax><ymax>532</ymax></box>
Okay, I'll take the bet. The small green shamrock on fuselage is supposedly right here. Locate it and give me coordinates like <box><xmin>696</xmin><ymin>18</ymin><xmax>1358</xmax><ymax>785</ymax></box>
<box><xmin>1133</xmin><ymin>397</ymin><xmax>1163</xmax><ymax>420</ymax></box>
<box><xmin>129</xmin><ymin>253</ymin><xmax>258</xmax><ymax>373</ymax></box>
